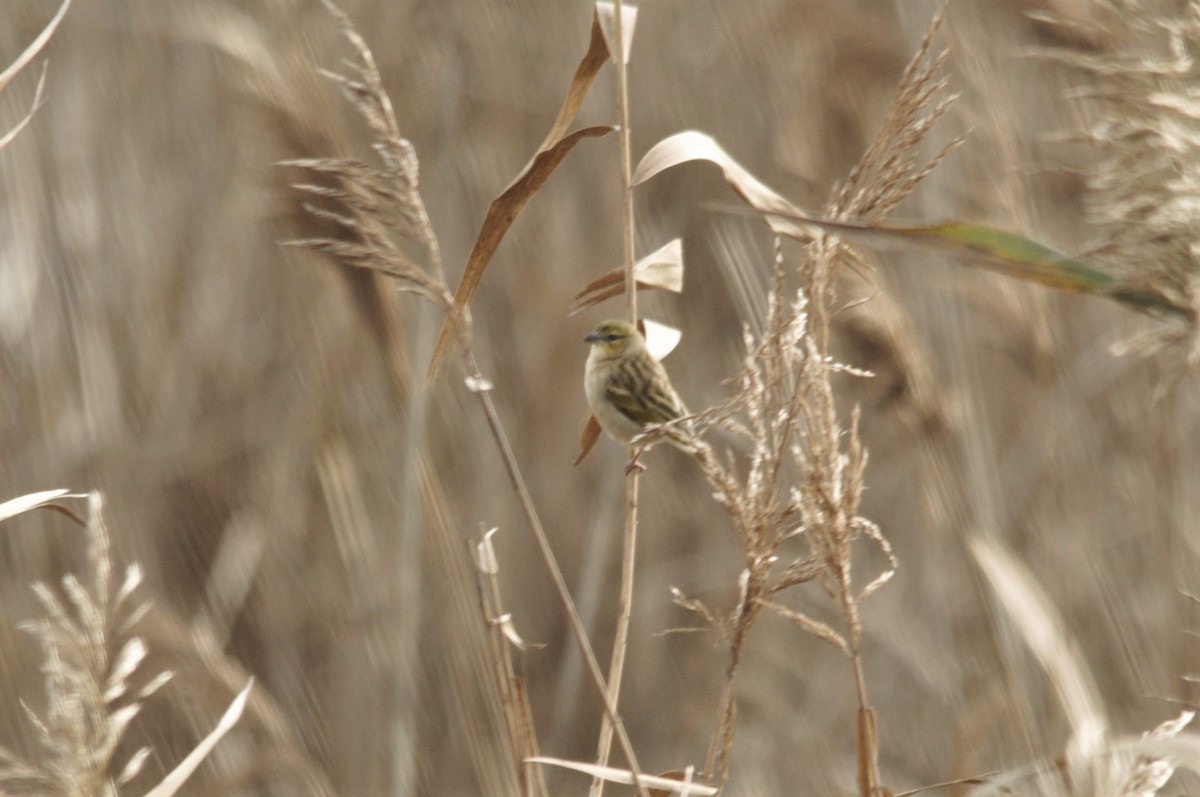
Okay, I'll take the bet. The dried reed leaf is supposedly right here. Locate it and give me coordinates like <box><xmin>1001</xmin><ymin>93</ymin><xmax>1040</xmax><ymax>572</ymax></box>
<box><xmin>0</xmin><ymin>489</ymin><xmax>73</xmax><ymax>522</ymax></box>
<box><xmin>570</xmin><ymin>238</ymin><xmax>683</xmax><ymax>313</ymax></box>
<box><xmin>526</xmin><ymin>757</ymin><xmax>717</xmax><ymax>795</ymax></box>
<box><xmin>745</xmin><ymin>212</ymin><xmax>1194</xmax><ymax>319</ymax></box>
<box><xmin>0</xmin><ymin>0</ymin><xmax>71</xmax><ymax>93</ymax></box>
<box><xmin>596</xmin><ymin>1</ymin><xmax>638</xmax><ymax>66</ymax></box>
<box><xmin>429</xmin><ymin>123</ymin><xmax>617</xmax><ymax>378</ymax></box>
<box><xmin>429</xmin><ymin>9</ymin><xmax>623</xmax><ymax>379</ymax></box>
<box><xmin>573</xmin><ymin>414</ymin><xmax>603</xmax><ymax>466</ymax></box>
<box><xmin>142</xmin><ymin>679</ymin><xmax>253</xmax><ymax>797</ymax></box>
<box><xmin>632</xmin><ymin>131</ymin><xmax>809</xmax><ymax>239</ymax></box>
<box><xmin>541</xmin><ymin>8</ymin><xmax>611</xmax><ymax>149</ymax></box>
<box><xmin>969</xmin><ymin>537</ymin><xmax>1107</xmax><ymax>765</ymax></box>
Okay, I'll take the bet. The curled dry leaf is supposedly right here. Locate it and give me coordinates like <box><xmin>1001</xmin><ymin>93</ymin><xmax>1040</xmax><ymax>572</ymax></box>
<box><xmin>0</xmin><ymin>490</ymin><xmax>73</xmax><ymax>523</ymax></box>
<box><xmin>632</xmin><ymin>131</ymin><xmax>810</xmax><ymax>239</ymax></box>
<box><xmin>571</xmin><ymin>238</ymin><xmax>684</xmax><ymax>313</ymax></box>
<box><xmin>428</xmin><ymin>6</ymin><xmax>624</xmax><ymax>380</ymax></box>
<box><xmin>495</xmin><ymin>613</ymin><xmax>528</xmax><ymax>650</ymax></box>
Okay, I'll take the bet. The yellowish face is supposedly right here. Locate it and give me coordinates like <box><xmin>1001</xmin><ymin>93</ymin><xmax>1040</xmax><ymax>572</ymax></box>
<box><xmin>584</xmin><ymin>320</ymin><xmax>639</xmax><ymax>357</ymax></box>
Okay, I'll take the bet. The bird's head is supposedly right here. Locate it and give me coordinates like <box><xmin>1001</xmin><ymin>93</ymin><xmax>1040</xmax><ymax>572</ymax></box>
<box><xmin>584</xmin><ymin>319</ymin><xmax>643</xmax><ymax>358</ymax></box>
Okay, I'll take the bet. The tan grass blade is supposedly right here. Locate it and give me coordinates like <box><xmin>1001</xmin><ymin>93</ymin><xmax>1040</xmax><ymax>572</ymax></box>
<box><xmin>632</xmin><ymin>131</ymin><xmax>809</xmax><ymax>239</ymax></box>
<box><xmin>570</xmin><ymin>238</ymin><xmax>683</xmax><ymax>313</ymax></box>
<box><xmin>969</xmin><ymin>537</ymin><xmax>1107</xmax><ymax>764</ymax></box>
<box><xmin>429</xmin><ymin>7</ymin><xmax>624</xmax><ymax>380</ymax></box>
<box><xmin>0</xmin><ymin>0</ymin><xmax>71</xmax><ymax>92</ymax></box>
<box><xmin>527</xmin><ymin>757</ymin><xmax>717</xmax><ymax>795</ymax></box>
<box><xmin>141</xmin><ymin>679</ymin><xmax>253</xmax><ymax>797</ymax></box>
<box><xmin>0</xmin><ymin>490</ymin><xmax>74</xmax><ymax>522</ymax></box>
<box><xmin>731</xmin><ymin>209</ymin><xmax>1193</xmax><ymax>320</ymax></box>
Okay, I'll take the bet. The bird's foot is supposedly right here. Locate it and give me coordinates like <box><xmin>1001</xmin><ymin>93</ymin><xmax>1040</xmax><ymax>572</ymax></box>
<box><xmin>624</xmin><ymin>451</ymin><xmax>647</xmax><ymax>476</ymax></box>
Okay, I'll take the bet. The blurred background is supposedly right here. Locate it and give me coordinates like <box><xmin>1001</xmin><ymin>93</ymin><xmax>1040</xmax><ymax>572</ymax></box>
<box><xmin>2</xmin><ymin>0</ymin><xmax>1199</xmax><ymax>794</ymax></box>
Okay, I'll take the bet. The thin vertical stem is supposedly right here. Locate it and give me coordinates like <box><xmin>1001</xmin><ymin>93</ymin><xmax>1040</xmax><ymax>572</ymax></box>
<box><xmin>461</xmin><ymin>344</ymin><xmax>650</xmax><ymax>797</ymax></box>
<box><xmin>592</xmin><ymin>2</ymin><xmax>640</xmax><ymax>795</ymax></box>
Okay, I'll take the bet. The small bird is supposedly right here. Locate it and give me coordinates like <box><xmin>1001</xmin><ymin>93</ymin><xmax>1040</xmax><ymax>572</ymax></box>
<box><xmin>583</xmin><ymin>320</ymin><xmax>687</xmax><ymax>455</ymax></box>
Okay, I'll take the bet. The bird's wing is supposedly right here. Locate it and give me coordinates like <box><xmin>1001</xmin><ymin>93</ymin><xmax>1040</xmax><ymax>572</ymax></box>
<box><xmin>604</xmin><ymin>356</ymin><xmax>683</xmax><ymax>425</ymax></box>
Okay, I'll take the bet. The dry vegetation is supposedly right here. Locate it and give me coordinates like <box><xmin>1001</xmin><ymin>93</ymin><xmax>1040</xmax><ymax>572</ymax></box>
<box><xmin>2</xmin><ymin>0</ymin><xmax>1200</xmax><ymax>795</ymax></box>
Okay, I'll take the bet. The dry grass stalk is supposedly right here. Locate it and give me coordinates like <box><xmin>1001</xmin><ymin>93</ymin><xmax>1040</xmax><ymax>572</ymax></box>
<box><xmin>474</xmin><ymin>528</ymin><xmax>547</xmax><ymax>797</ymax></box>
<box><xmin>287</xmin><ymin>4</ymin><xmax>652</xmax><ymax>794</ymax></box>
<box><xmin>283</xmin><ymin>0</ymin><xmax>449</xmax><ymax>310</ymax></box>
<box><xmin>592</xmin><ymin>3</ymin><xmax>644</xmax><ymax>796</ymax></box>
<box><xmin>669</xmin><ymin>238</ymin><xmax>894</xmax><ymax>791</ymax></box>
<box><xmin>0</xmin><ymin>492</ymin><xmax>188</xmax><ymax>796</ymax></box>
<box><xmin>646</xmin><ymin>13</ymin><xmax>954</xmax><ymax>792</ymax></box>
<box><xmin>1039</xmin><ymin>0</ymin><xmax>1200</xmax><ymax>362</ymax></box>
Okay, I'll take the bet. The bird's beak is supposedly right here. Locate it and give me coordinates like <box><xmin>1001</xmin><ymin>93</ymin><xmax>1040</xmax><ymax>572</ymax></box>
<box><xmin>584</xmin><ymin>331</ymin><xmax>602</xmax><ymax>343</ymax></box>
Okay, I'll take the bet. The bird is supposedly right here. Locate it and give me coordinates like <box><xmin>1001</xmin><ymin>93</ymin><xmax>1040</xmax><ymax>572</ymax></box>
<box><xmin>583</xmin><ymin>320</ymin><xmax>687</xmax><ymax>465</ymax></box>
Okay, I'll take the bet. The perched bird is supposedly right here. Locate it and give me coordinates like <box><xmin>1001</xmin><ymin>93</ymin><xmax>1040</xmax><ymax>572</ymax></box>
<box><xmin>583</xmin><ymin>320</ymin><xmax>687</xmax><ymax>452</ymax></box>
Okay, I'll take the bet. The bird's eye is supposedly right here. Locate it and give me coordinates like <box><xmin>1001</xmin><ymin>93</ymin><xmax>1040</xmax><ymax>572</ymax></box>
<box><xmin>605</xmin><ymin>334</ymin><xmax>619</xmax><ymax>342</ymax></box>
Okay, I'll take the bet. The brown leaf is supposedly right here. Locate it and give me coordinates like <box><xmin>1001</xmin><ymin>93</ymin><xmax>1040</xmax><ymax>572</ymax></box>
<box><xmin>570</xmin><ymin>238</ymin><xmax>683</xmax><ymax>313</ymax></box>
<box><xmin>427</xmin><ymin>9</ymin><xmax>622</xmax><ymax>380</ymax></box>
<box><xmin>428</xmin><ymin>125</ymin><xmax>615</xmax><ymax>379</ymax></box>
<box><xmin>540</xmin><ymin>7</ymin><xmax>612</xmax><ymax>149</ymax></box>
<box><xmin>573</xmin><ymin>414</ymin><xmax>602</xmax><ymax>466</ymax></box>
